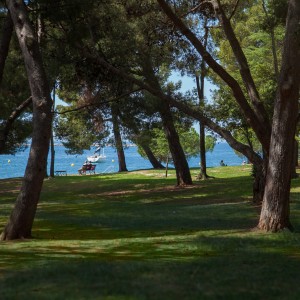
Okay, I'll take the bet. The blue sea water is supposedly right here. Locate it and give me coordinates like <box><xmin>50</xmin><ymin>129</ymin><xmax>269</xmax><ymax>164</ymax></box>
<box><xmin>0</xmin><ymin>143</ymin><xmax>244</xmax><ymax>179</ymax></box>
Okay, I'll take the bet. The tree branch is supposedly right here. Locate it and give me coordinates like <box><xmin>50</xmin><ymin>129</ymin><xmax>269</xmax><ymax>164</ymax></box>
<box><xmin>213</xmin><ymin>0</ymin><xmax>271</xmax><ymax>131</ymax></box>
<box><xmin>57</xmin><ymin>88</ymin><xmax>142</xmax><ymax>115</ymax></box>
<box><xmin>81</xmin><ymin>48</ymin><xmax>262</xmax><ymax>166</ymax></box>
<box><xmin>228</xmin><ymin>0</ymin><xmax>241</xmax><ymax>20</ymax></box>
<box><xmin>156</xmin><ymin>0</ymin><xmax>270</xmax><ymax>153</ymax></box>
<box><xmin>0</xmin><ymin>96</ymin><xmax>32</xmax><ymax>152</ymax></box>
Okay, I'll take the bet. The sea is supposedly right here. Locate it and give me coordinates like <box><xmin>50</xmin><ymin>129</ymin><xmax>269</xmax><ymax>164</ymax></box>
<box><xmin>0</xmin><ymin>143</ymin><xmax>244</xmax><ymax>179</ymax></box>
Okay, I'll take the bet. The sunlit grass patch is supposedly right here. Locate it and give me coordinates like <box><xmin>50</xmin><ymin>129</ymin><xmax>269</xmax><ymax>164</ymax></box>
<box><xmin>0</xmin><ymin>166</ymin><xmax>300</xmax><ymax>299</ymax></box>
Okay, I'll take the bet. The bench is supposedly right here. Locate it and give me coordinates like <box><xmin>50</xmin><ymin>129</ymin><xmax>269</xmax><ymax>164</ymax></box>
<box><xmin>78</xmin><ymin>164</ymin><xmax>96</xmax><ymax>175</ymax></box>
<box><xmin>88</xmin><ymin>164</ymin><xmax>96</xmax><ymax>174</ymax></box>
<box><xmin>55</xmin><ymin>170</ymin><xmax>67</xmax><ymax>176</ymax></box>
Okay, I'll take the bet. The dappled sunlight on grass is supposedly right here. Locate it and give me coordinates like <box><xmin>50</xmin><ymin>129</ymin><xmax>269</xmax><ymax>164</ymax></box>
<box><xmin>1</xmin><ymin>167</ymin><xmax>300</xmax><ymax>299</ymax></box>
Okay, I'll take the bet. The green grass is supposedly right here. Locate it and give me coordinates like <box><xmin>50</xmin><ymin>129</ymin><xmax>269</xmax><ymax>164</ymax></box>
<box><xmin>1</xmin><ymin>166</ymin><xmax>300</xmax><ymax>299</ymax></box>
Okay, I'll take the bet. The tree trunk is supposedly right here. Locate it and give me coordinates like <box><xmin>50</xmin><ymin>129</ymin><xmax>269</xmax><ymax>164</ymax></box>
<box><xmin>140</xmin><ymin>143</ymin><xmax>164</xmax><ymax>169</ymax></box>
<box><xmin>290</xmin><ymin>139</ymin><xmax>298</xmax><ymax>179</ymax></box>
<box><xmin>252</xmin><ymin>162</ymin><xmax>266</xmax><ymax>204</ymax></box>
<box><xmin>196</xmin><ymin>74</ymin><xmax>208</xmax><ymax>179</ymax></box>
<box><xmin>1</xmin><ymin>0</ymin><xmax>52</xmax><ymax>240</ymax></box>
<box><xmin>86</xmin><ymin>47</ymin><xmax>265</xmax><ymax>173</ymax></box>
<box><xmin>160</xmin><ymin>103</ymin><xmax>192</xmax><ymax>185</ymax></box>
<box><xmin>49</xmin><ymin>86</ymin><xmax>56</xmax><ymax>177</ymax></box>
<box><xmin>196</xmin><ymin>73</ymin><xmax>208</xmax><ymax>179</ymax></box>
<box><xmin>111</xmin><ymin>105</ymin><xmax>128</xmax><ymax>172</ymax></box>
<box><xmin>258</xmin><ymin>1</ymin><xmax>300</xmax><ymax>232</ymax></box>
<box><xmin>196</xmin><ymin>20</ymin><xmax>209</xmax><ymax>180</ymax></box>
<box><xmin>0</xmin><ymin>12</ymin><xmax>13</xmax><ymax>86</ymax></box>
<box><xmin>165</xmin><ymin>154</ymin><xmax>169</xmax><ymax>177</ymax></box>
<box><xmin>141</xmin><ymin>54</ymin><xmax>192</xmax><ymax>186</ymax></box>
<box><xmin>295</xmin><ymin>139</ymin><xmax>299</xmax><ymax>167</ymax></box>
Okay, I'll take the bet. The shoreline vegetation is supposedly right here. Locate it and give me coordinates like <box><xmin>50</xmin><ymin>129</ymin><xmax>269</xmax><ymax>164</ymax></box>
<box><xmin>0</xmin><ymin>166</ymin><xmax>300</xmax><ymax>298</ymax></box>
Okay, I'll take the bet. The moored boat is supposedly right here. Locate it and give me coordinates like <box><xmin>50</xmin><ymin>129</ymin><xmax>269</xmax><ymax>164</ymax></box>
<box><xmin>87</xmin><ymin>148</ymin><xmax>106</xmax><ymax>163</ymax></box>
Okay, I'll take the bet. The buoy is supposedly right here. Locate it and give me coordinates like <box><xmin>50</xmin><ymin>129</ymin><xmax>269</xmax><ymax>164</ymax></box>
<box><xmin>8</xmin><ymin>160</ymin><xmax>11</xmax><ymax>163</ymax></box>
<box><xmin>71</xmin><ymin>163</ymin><xmax>74</xmax><ymax>167</ymax></box>
<box><xmin>112</xmin><ymin>159</ymin><xmax>114</xmax><ymax>162</ymax></box>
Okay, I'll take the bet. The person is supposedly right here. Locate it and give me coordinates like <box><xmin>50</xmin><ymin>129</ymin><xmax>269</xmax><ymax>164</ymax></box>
<box><xmin>78</xmin><ymin>160</ymin><xmax>92</xmax><ymax>175</ymax></box>
<box><xmin>220</xmin><ymin>160</ymin><xmax>226</xmax><ymax>166</ymax></box>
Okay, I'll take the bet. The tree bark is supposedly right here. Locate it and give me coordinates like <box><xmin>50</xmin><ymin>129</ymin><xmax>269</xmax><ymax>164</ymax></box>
<box><xmin>140</xmin><ymin>143</ymin><xmax>164</xmax><ymax>169</ymax></box>
<box><xmin>49</xmin><ymin>85</ymin><xmax>56</xmax><ymax>178</ymax></box>
<box><xmin>196</xmin><ymin>74</ymin><xmax>208</xmax><ymax>179</ymax></box>
<box><xmin>111</xmin><ymin>104</ymin><xmax>128</xmax><ymax>172</ymax></box>
<box><xmin>141</xmin><ymin>54</ymin><xmax>192</xmax><ymax>186</ymax></box>
<box><xmin>1</xmin><ymin>0</ymin><xmax>52</xmax><ymax>240</ymax></box>
<box><xmin>196</xmin><ymin>68</ymin><xmax>209</xmax><ymax>177</ymax></box>
<box><xmin>252</xmin><ymin>162</ymin><xmax>266</xmax><ymax>204</ymax></box>
<box><xmin>258</xmin><ymin>0</ymin><xmax>300</xmax><ymax>232</ymax></box>
<box><xmin>160</xmin><ymin>101</ymin><xmax>192</xmax><ymax>185</ymax></box>
<box><xmin>0</xmin><ymin>12</ymin><xmax>13</xmax><ymax>86</ymax></box>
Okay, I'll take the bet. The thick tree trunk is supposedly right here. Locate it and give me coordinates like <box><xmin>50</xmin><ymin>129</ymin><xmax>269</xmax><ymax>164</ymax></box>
<box><xmin>0</xmin><ymin>12</ymin><xmax>13</xmax><ymax>86</ymax></box>
<box><xmin>258</xmin><ymin>1</ymin><xmax>300</xmax><ymax>232</ymax></box>
<box><xmin>111</xmin><ymin>105</ymin><xmax>128</xmax><ymax>172</ymax></box>
<box><xmin>1</xmin><ymin>0</ymin><xmax>52</xmax><ymax>240</ymax></box>
<box><xmin>140</xmin><ymin>143</ymin><xmax>164</xmax><ymax>169</ymax></box>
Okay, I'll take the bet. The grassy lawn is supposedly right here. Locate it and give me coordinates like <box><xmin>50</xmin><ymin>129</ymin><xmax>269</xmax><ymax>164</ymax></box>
<box><xmin>1</xmin><ymin>166</ymin><xmax>300</xmax><ymax>299</ymax></box>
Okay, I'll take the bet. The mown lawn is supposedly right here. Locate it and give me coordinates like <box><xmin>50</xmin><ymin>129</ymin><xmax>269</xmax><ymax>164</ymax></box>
<box><xmin>0</xmin><ymin>166</ymin><xmax>300</xmax><ymax>299</ymax></box>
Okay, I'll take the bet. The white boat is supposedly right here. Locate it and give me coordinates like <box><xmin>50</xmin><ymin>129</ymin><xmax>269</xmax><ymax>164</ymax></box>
<box><xmin>87</xmin><ymin>148</ymin><xmax>106</xmax><ymax>163</ymax></box>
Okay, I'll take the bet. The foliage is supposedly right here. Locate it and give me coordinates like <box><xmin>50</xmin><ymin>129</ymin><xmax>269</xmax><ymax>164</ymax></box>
<box><xmin>206</xmin><ymin>0</ymin><xmax>285</xmax><ymax>149</ymax></box>
<box><xmin>55</xmin><ymin>106</ymin><xmax>109</xmax><ymax>155</ymax></box>
<box><xmin>0</xmin><ymin>25</ymin><xmax>32</xmax><ymax>154</ymax></box>
<box><xmin>137</xmin><ymin>126</ymin><xmax>216</xmax><ymax>164</ymax></box>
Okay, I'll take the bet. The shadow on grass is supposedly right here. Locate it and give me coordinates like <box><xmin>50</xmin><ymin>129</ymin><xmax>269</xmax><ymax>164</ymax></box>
<box><xmin>1</xmin><ymin>171</ymin><xmax>300</xmax><ymax>299</ymax></box>
<box><xmin>1</xmin><ymin>234</ymin><xmax>300</xmax><ymax>299</ymax></box>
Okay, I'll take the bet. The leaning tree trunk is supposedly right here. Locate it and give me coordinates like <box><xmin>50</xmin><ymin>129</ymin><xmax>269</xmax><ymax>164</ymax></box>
<box><xmin>140</xmin><ymin>143</ymin><xmax>164</xmax><ymax>169</ymax></box>
<box><xmin>141</xmin><ymin>54</ymin><xmax>192</xmax><ymax>185</ymax></box>
<box><xmin>111</xmin><ymin>105</ymin><xmax>128</xmax><ymax>172</ymax></box>
<box><xmin>0</xmin><ymin>0</ymin><xmax>52</xmax><ymax>240</ymax></box>
<box><xmin>258</xmin><ymin>0</ymin><xmax>300</xmax><ymax>232</ymax></box>
<box><xmin>159</xmin><ymin>102</ymin><xmax>192</xmax><ymax>185</ymax></box>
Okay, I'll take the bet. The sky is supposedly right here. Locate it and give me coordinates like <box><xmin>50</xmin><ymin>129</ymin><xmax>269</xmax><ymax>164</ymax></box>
<box><xmin>171</xmin><ymin>73</ymin><xmax>215</xmax><ymax>100</ymax></box>
<box><xmin>54</xmin><ymin>74</ymin><xmax>217</xmax><ymax>134</ymax></box>
<box><xmin>55</xmin><ymin>73</ymin><xmax>216</xmax><ymax>107</ymax></box>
